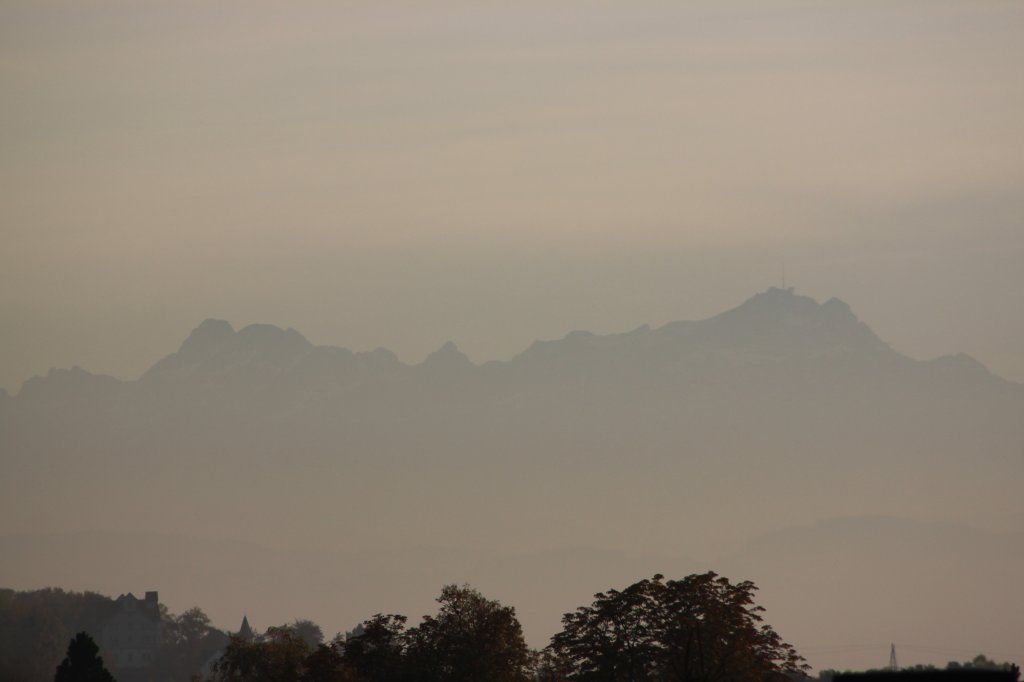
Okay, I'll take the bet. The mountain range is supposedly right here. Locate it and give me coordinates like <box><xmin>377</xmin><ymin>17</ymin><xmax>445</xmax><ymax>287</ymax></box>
<box><xmin>2</xmin><ymin>288</ymin><xmax>1022</xmax><ymax>671</ymax></box>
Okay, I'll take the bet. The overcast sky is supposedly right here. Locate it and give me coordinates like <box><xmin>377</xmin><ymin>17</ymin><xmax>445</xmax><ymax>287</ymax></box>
<box><xmin>2</xmin><ymin>0</ymin><xmax>1023</xmax><ymax>392</ymax></box>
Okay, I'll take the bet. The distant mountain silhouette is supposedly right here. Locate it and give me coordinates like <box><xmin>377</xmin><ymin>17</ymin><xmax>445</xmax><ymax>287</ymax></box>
<box><xmin>652</xmin><ymin>288</ymin><xmax>888</xmax><ymax>354</ymax></box>
<box><xmin>18</xmin><ymin>288</ymin><xmax>1011</xmax><ymax>406</ymax></box>
<box><xmin>422</xmin><ymin>341</ymin><xmax>472</xmax><ymax>370</ymax></box>
<box><xmin>4</xmin><ymin>284</ymin><xmax>1020</xmax><ymax>472</ymax></box>
<box><xmin>6</xmin><ymin>288</ymin><xmax>1020</xmax><ymax>458</ymax></box>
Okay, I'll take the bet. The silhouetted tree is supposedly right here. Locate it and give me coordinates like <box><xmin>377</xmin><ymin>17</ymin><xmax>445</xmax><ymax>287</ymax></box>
<box><xmin>0</xmin><ymin>588</ymin><xmax>118</xmax><ymax>682</ymax></box>
<box><xmin>549</xmin><ymin>572</ymin><xmax>808</xmax><ymax>682</ymax></box>
<box><xmin>551</xmin><ymin>575</ymin><xmax>659</xmax><ymax>681</ymax></box>
<box><xmin>158</xmin><ymin>606</ymin><xmax>228</xmax><ymax>681</ymax></box>
<box><xmin>285</xmin><ymin>620</ymin><xmax>325</xmax><ymax>650</ymax></box>
<box><xmin>300</xmin><ymin>642</ymin><xmax>351</xmax><ymax>682</ymax></box>
<box><xmin>823</xmin><ymin>654</ymin><xmax>1021</xmax><ymax>680</ymax></box>
<box><xmin>403</xmin><ymin>584</ymin><xmax>532</xmax><ymax>682</ymax></box>
<box><xmin>535</xmin><ymin>648</ymin><xmax>573</xmax><ymax>682</ymax></box>
<box><xmin>213</xmin><ymin>625</ymin><xmax>314</xmax><ymax>681</ymax></box>
<box><xmin>54</xmin><ymin>632</ymin><xmax>115</xmax><ymax>682</ymax></box>
<box><xmin>947</xmin><ymin>655</ymin><xmax>1020</xmax><ymax>674</ymax></box>
<box><xmin>339</xmin><ymin>614</ymin><xmax>408</xmax><ymax>682</ymax></box>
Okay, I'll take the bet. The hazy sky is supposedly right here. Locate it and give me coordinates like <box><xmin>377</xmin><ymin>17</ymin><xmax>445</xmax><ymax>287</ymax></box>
<box><xmin>2</xmin><ymin>0</ymin><xmax>1023</xmax><ymax>392</ymax></box>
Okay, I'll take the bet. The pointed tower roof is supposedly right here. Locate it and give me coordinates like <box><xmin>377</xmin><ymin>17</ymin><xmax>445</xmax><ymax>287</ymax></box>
<box><xmin>238</xmin><ymin>615</ymin><xmax>255</xmax><ymax>641</ymax></box>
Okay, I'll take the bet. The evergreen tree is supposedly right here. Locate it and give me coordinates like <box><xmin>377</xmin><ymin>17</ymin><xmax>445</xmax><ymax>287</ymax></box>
<box><xmin>54</xmin><ymin>632</ymin><xmax>115</xmax><ymax>682</ymax></box>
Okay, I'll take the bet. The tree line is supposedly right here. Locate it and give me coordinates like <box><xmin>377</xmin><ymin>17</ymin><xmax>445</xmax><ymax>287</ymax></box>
<box><xmin>14</xmin><ymin>572</ymin><xmax>1021</xmax><ymax>682</ymax></box>
<box><xmin>819</xmin><ymin>656</ymin><xmax>1021</xmax><ymax>680</ymax></box>
<box><xmin>41</xmin><ymin>572</ymin><xmax>810</xmax><ymax>681</ymax></box>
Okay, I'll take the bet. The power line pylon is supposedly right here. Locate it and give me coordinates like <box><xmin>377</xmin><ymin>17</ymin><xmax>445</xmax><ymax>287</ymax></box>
<box><xmin>889</xmin><ymin>643</ymin><xmax>898</xmax><ymax>671</ymax></box>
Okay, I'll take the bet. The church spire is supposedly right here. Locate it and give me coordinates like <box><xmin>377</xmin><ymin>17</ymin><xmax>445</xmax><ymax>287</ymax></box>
<box><xmin>238</xmin><ymin>615</ymin><xmax>255</xmax><ymax>642</ymax></box>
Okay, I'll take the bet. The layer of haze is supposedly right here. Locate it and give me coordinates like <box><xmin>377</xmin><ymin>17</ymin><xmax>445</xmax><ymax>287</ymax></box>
<box><xmin>2</xmin><ymin>2</ymin><xmax>1024</xmax><ymax>674</ymax></box>
<box><xmin>2</xmin><ymin>0</ymin><xmax>1023</xmax><ymax>393</ymax></box>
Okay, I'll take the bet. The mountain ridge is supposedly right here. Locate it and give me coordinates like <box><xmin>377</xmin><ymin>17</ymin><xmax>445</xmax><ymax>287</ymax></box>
<box><xmin>5</xmin><ymin>286</ymin><xmax>1021</xmax><ymax>554</ymax></box>
<box><xmin>10</xmin><ymin>288</ymin><xmax>1016</xmax><ymax>397</ymax></box>
<box><xmin>3</xmin><ymin>289</ymin><xmax>1022</xmax><ymax>672</ymax></box>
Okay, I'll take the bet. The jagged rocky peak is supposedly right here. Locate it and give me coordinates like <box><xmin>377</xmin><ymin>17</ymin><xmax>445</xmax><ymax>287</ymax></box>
<box><xmin>178</xmin><ymin>318</ymin><xmax>235</xmax><ymax>357</ymax></box>
<box><xmin>183</xmin><ymin>322</ymin><xmax>313</xmax><ymax>370</ymax></box>
<box><xmin>422</xmin><ymin>341</ymin><xmax>472</xmax><ymax>368</ymax></box>
<box><xmin>140</xmin><ymin>318</ymin><xmax>236</xmax><ymax>377</ymax></box>
<box><xmin>660</xmin><ymin>287</ymin><xmax>888</xmax><ymax>355</ymax></box>
<box><xmin>143</xmin><ymin>319</ymin><xmax>315</xmax><ymax>380</ymax></box>
<box><xmin>724</xmin><ymin>288</ymin><xmax>854</xmax><ymax>326</ymax></box>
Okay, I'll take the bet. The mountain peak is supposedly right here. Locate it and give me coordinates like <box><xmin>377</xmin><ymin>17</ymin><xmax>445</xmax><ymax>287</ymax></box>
<box><xmin>422</xmin><ymin>341</ymin><xmax>472</xmax><ymax>369</ymax></box>
<box><xmin>179</xmin><ymin>318</ymin><xmax>235</xmax><ymax>356</ymax></box>
<box><xmin>732</xmin><ymin>287</ymin><xmax>820</xmax><ymax>316</ymax></box>
<box><xmin>678</xmin><ymin>288</ymin><xmax>890</xmax><ymax>355</ymax></box>
<box><xmin>726</xmin><ymin>288</ymin><xmax>853</xmax><ymax>321</ymax></box>
<box><xmin>143</xmin><ymin>319</ymin><xmax>313</xmax><ymax>381</ymax></box>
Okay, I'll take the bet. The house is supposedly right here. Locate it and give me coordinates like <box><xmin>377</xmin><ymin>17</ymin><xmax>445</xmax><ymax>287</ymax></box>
<box><xmin>100</xmin><ymin>591</ymin><xmax>162</xmax><ymax>671</ymax></box>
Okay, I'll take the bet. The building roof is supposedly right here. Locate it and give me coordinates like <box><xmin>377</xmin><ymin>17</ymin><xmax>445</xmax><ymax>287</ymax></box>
<box><xmin>237</xmin><ymin>615</ymin><xmax>256</xmax><ymax>641</ymax></box>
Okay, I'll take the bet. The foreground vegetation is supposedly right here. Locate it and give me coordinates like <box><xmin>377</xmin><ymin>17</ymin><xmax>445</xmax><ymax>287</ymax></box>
<box><xmin>4</xmin><ymin>572</ymin><xmax>809</xmax><ymax>681</ymax></box>
<box><xmin>5</xmin><ymin>572</ymin><xmax>1019</xmax><ymax>682</ymax></box>
<box><xmin>206</xmin><ymin>573</ymin><xmax>807</xmax><ymax>681</ymax></box>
